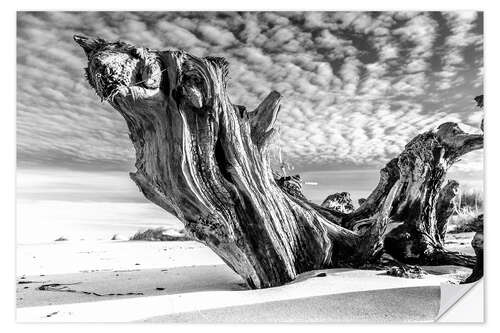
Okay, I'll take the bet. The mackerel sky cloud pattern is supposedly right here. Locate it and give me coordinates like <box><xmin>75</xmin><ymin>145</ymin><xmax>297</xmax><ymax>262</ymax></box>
<box><xmin>17</xmin><ymin>11</ymin><xmax>484</xmax><ymax>173</ymax></box>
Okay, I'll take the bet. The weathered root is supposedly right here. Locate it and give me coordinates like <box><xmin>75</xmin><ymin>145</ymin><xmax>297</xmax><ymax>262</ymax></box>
<box><xmin>321</xmin><ymin>192</ymin><xmax>354</xmax><ymax>213</ymax></box>
<box><xmin>383</xmin><ymin>223</ymin><xmax>476</xmax><ymax>268</ymax></box>
<box><xmin>462</xmin><ymin>214</ymin><xmax>483</xmax><ymax>283</ymax></box>
<box><xmin>426</xmin><ymin>250</ymin><xmax>476</xmax><ymax>268</ymax></box>
<box><xmin>74</xmin><ymin>35</ymin><xmax>484</xmax><ymax>288</ymax></box>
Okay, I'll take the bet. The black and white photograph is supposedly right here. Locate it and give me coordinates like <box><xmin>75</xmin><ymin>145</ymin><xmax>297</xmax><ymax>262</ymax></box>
<box><xmin>15</xmin><ymin>9</ymin><xmax>485</xmax><ymax>323</ymax></box>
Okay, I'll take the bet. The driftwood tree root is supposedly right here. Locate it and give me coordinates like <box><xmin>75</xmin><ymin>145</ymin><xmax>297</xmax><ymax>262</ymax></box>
<box><xmin>74</xmin><ymin>35</ymin><xmax>484</xmax><ymax>288</ymax></box>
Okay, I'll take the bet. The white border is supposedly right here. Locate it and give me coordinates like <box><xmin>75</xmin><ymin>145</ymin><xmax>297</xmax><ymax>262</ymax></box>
<box><xmin>3</xmin><ymin>0</ymin><xmax>499</xmax><ymax>331</ymax></box>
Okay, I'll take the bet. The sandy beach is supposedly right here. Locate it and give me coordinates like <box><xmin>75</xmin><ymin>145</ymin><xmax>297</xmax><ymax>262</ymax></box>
<box><xmin>15</xmin><ymin>233</ymin><xmax>474</xmax><ymax>323</ymax></box>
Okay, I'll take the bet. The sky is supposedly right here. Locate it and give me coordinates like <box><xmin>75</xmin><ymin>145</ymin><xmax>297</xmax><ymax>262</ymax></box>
<box><xmin>16</xmin><ymin>12</ymin><xmax>484</xmax><ymax>242</ymax></box>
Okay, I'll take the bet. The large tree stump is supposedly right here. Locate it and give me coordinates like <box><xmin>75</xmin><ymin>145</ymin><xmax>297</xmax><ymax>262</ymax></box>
<box><xmin>74</xmin><ymin>35</ymin><xmax>483</xmax><ymax>288</ymax></box>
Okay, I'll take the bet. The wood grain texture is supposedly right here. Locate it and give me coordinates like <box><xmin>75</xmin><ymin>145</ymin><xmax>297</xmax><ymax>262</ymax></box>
<box><xmin>74</xmin><ymin>35</ymin><xmax>484</xmax><ymax>287</ymax></box>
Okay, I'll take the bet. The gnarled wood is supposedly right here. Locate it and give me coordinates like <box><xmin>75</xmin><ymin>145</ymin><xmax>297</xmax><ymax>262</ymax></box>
<box><xmin>321</xmin><ymin>192</ymin><xmax>354</xmax><ymax>214</ymax></box>
<box><xmin>462</xmin><ymin>214</ymin><xmax>483</xmax><ymax>283</ymax></box>
<box><xmin>74</xmin><ymin>35</ymin><xmax>484</xmax><ymax>288</ymax></box>
<box><xmin>342</xmin><ymin>158</ymin><xmax>400</xmax><ymax>231</ymax></box>
<box><xmin>381</xmin><ymin>123</ymin><xmax>482</xmax><ymax>266</ymax></box>
<box><xmin>435</xmin><ymin>180</ymin><xmax>459</xmax><ymax>242</ymax></box>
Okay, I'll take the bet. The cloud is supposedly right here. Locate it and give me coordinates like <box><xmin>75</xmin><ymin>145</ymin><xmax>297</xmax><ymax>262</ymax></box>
<box><xmin>198</xmin><ymin>24</ymin><xmax>237</xmax><ymax>47</ymax></box>
<box><xmin>393</xmin><ymin>13</ymin><xmax>438</xmax><ymax>58</ymax></box>
<box><xmin>436</xmin><ymin>11</ymin><xmax>483</xmax><ymax>90</ymax></box>
<box><xmin>17</xmin><ymin>11</ymin><xmax>484</xmax><ymax>176</ymax></box>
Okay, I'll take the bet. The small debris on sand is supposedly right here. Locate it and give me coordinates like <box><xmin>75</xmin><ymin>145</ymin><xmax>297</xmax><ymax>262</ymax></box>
<box><xmin>18</xmin><ymin>280</ymin><xmax>36</xmax><ymax>284</ymax></box>
<box><xmin>38</xmin><ymin>282</ymin><xmax>144</xmax><ymax>297</ymax></box>
<box><xmin>46</xmin><ymin>311</ymin><xmax>58</xmax><ymax>318</ymax></box>
<box><xmin>386</xmin><ymin>265</ymin><xmax>426</xmax><ymax>279</ymax></box>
